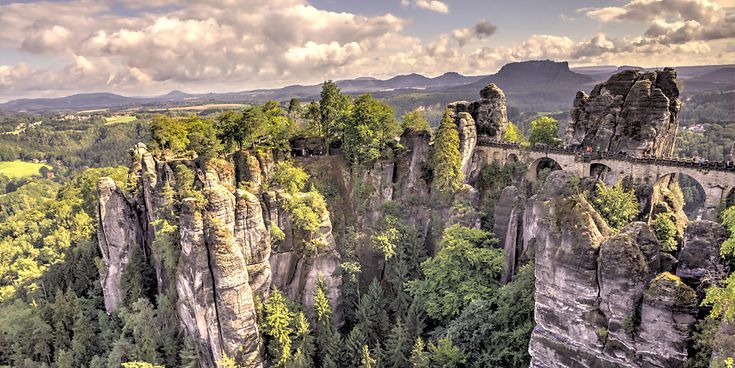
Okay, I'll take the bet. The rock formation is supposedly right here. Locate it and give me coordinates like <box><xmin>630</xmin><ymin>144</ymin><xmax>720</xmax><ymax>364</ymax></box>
<box><xmin>96</xmin><ymin>177</ymin><xmax>142</xmax><ymax>313</ymax></box>
<box><xmin>493</xmin><ymin>186</ymin><xmax>525</xmax><ymax>283</ymax></box>
<box><xmin>565</xmin><ymin>68</ymin><xmax>681</xmax><ymax>157</ymax></box>
<box><xmin>527</xmin><ymin>171</ymin><xmax>699</xmax><ymax>368</ymax></box>
<box><xmin>448</xmin><ymin>83</ymin><xmax>508</xmax><ymax>141</ymax></box>
<box><xmin>677</xmin><ymin>220</ymin><xmax>727</xmax><ymax>286</ymax></box>
<box><xmin>96</xmin><ymin>144</ymin><xmax>343</xmax><ymax>367</ymax></box>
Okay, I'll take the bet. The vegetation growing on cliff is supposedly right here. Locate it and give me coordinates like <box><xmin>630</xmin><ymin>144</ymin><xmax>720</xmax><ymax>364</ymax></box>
<box><xmin>591</xmin><ymin>181</ymin><xmax>640</xmax><ymax>231</ymax></box>
<box><xmin>528</xmin><ymin>116</ymin><xmax>560</xmax><ymax>147</ymax></box>
<box><xmin>432</xmin><ymin>109</ymin><xmax>463</xmax><ymax>195</ymax></box>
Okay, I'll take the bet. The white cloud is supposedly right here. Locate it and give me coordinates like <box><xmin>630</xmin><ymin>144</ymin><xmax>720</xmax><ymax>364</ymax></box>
<box><xmin>401</xmin><ymin>0</ymin><xmax>449</xmax><ymax>13</ymax></box>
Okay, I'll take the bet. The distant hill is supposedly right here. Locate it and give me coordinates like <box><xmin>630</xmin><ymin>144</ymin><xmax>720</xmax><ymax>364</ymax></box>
<box><xmin>1</xmin><ymin>61</ymin><xmax>732</xmax><ymax>113</ymax></box>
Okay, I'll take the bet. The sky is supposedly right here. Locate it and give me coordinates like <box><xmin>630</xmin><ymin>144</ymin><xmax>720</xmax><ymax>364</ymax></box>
<box><xmin>0</xmin><ymin>0</ymin><xmax>734</xmax><ymax>101</ymax></box>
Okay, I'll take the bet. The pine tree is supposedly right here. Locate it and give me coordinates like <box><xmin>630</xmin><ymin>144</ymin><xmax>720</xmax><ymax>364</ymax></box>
<box><xmin>360</xmin><ymin>345</ymin><xmax>376</xmax><ymax>368</ymax></box>
<box><xmin>313</xmin><ymin>278</ymin><xmax>339</xmax><ymax>368</ymax></box>
<box><xmin>56</xmin><ymin>349</ymin><xmax>73</xmax><ymax>368</ymax></box>
<box><xmin>156</xmin><ymin>294</ymin><xmax>181</xmax><ymax>367</ymax></box>
<box><xmin>343</xmin><ymin>326</ymin><xmax>368</xmax><ymax>367</ymax></box>
<box><xmin>179</xmin><ymin>336</ymin><xmax>201</xmax><ymax>368</ymax></box>
<box><xmin>409</xmin><ymin>337</ymin><xmax>430</xmax><ymax>368</ymax></box>
<box><xmin>120</xmin><ymin>245</ymin><xmax>155</xmax><ymax>306</ymax></box>
<box><xmin>355</xmin><ymin>280</ymin><xmax>390</xmax><ymax>346</ymax></box>
<box><xmin>263</xmin><ymin>289</ymin><xmax>294</xmax><ymax>367</ymax></box>
<box><xmin>291</xmin><ymin>312</ymin><xmax>314</xmax><ymax>367</ymax></box>
<box><xmin>71</xmin><ymin>308</ymin><xmax>95</xmax><ymax>366</ymax></box>
<box><xmin>429</xmin><ymin>336</ymin><xmax>466</xmax><ymax>368</ymax></box>
<box><xmin>384</xmin><ymin>320</ymin><xmax>411</xmax><ymax>368</ymax></box>
<box><xmin>432</xmin><ymin>109</ymin><xmax>463</xmax><ymax>195</ymax></box>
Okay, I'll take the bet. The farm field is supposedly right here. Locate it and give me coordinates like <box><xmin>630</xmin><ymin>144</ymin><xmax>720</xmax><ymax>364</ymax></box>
<box><xmin>0</xmin><ymin>160</ymin><xmax>50</xmax><ymax>178</ymax></box>
<box><xmin>104</xmin><ymin>115</ymin><xmax>137</xmax><ymax>124</ymax></box>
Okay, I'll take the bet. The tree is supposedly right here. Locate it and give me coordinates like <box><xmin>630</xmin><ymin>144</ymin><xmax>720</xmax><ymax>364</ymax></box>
<box><xmin>150</xmin><ymin>115</ymin><xmax>190</xmax><ymax>156</ymax></box>
<box><xmin>502</xmin><ymin>122</ymin><xmax>525</xmax><ymax>143</ymax></box>
<box><xmin>592</xmin><ymin>181</ymin><xmax>640</xmax><ymax>231</ymax></box>
<box><xmin>291</xmin><ymin>312</ymin><xmax>314</xmax><ymax>367</ymax></box>
<box><xmin>446</xmin><ymin>262</ymin><xmax>536</xmax><ymax>367</ymax></box>
<box><xmin>406</xmin><ymin>225</ymin><xmax>504</xmax><ymax>321</ymax></box>
<box><xmin>409</xmin><ymin>338</ymin><xmax>430</xmax><ymax>368</ymax></box>
<box><xmin>263</xmin><ymin>289</ymin><xmax>294</xmax><ymax>367</ymax></box>
<box><xmin>360</xmin><ymin>345</ymin><xmax>376</xmax><ymax>368</ymax></box>
<box><xmin>120</xmin><ymin>245</ymin><xmax>156</xmax><ymax>306</ymax></box>
<box><xmin>71</xmin><ymin>308</ymin><xmax>95</xmax><ymax>366</ymax></box>
<box><xmin>401</xmin><ymin>110</ymin><xmax>431</xmax><ymax>133</ymax></box>
<box><xmin>186</xmin><ymin>116</ymin><xmax>221</xmax><ymax>158</ymax></box>
<box><xmin>432</xmin><ymin>109</ymin><xmax>463</xmax><ymax>195</ymax></box>
<box><xmin>702</xmin><ymin>205</ymin><xmax>735</xmax><ymax>324</ymax></box>
<box><xmin>343</xmin><ymin>94</ymin><xmax>400</xmax><ymax>165</ymax></box>
<box><xmin>384</xmin><ymin>320</ymin><xmax>411</xmax><ymax>368</ymax></box>
<box><xmin>429</xmin><ymin>336</ymin><xmax>466</xmax><ymax>368</ymax></box>
<box><xmin>319</xmin><ymin>81</ymin><xmax>351</xmax><ymax>150</ymax></box>
<box><xmin>288</xmin><ymin>98</ymin><xmax>303</xmax><ymax>120</ymax></box>
<box><xmin>270</xmin><ymin>161</ymin><xmax>310</xmax><ymax>194</ymax></box>
<box><xmin>343</xmin><ymin>326</ymin><xmax>368</xmax><ymax>367</ymax></box>
<box><xmin>651</xmin><ymin>213</ymin><xmax>678</xmax><ymax>252</ymax></box>
<box><xmin>528</xmin><ymin>116</ymin><xmax>560</xmax><ymax>146</ymax></box>
<box><xmin>313</xmin><ymin>278</ymin><xmax>340</xmax><ymax>368</ymax></box>
<box><xmin>355</xmin><ymin>280</ymin><xmax>390</xmax><ymax>346</ymax></box>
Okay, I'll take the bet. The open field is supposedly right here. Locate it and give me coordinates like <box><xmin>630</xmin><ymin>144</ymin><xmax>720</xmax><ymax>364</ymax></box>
<box><xmin>104</xmin><ymin>115</ymin><xmax>137</xmax><ymax>124</ymax></box>
<box><xmin>165</xmin><ymin>103</ymin><xmax>247</xmax><ymax>111</ymax></box>
<box><xmin>0</xmin><ymin>161</ymin><xmax>51</xmax><ymax>178</ymax></box>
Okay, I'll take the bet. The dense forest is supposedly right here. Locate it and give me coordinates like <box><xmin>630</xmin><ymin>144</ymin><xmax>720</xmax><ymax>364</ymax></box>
<box><xmin>0</xmin><ymin>80</ymin><xmax>733</xmax><ymax>368</ymax></box>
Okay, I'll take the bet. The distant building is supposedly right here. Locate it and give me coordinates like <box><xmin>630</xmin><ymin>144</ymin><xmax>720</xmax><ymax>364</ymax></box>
<box><xmin>688</xmin><ymin>124</ymin><xmax>706</xmax><ymax>132</ymax></box>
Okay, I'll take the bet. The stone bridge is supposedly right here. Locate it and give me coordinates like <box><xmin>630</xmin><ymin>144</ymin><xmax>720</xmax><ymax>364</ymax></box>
<box><xmin>472</xmin><ymin>140</ymin><xmax>735</xmax><ymax>220</ymax></box>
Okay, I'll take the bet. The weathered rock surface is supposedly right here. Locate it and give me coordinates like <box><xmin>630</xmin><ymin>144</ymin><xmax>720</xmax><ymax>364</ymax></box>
<box><xmin>528</xmin><ymin>171</ymin><xmax>700</xmax><ymax>368</ymax></box>
<box><xmin>266</xmin><ymin>191</ymin><xmax>342</xmax><ymax>320</ymax></box>
<box><xmin>96</xmin><ymin>177</ymin><xmax>142</xmax><ymax>314</ymax></box>
<box><xmin>637</xmin><ymin>273</ymin><xmax>697</xmax><ymax>367</ymax></box>
<box><xmin>676</xmin><ymin>220</ymin><xmax>727</xmax><ymax>285</ymax></box>
<box><xmin>493</xmin><ymin>186</ymin><xmax>525</xmax><ymax>283</ymax></box>
<box><xmin>564</xmin><ymin>68</ymin><xmax>680</xmax><ymax>157</ymax></box>
<box><xmin>235</xmin><ymin>189</ymin><xmax>272</xmax><ymax>299</ymax></box>
<box><xmin>448</xmin><ymin>83</ymin><xmax>508</xmax><ymax>140</ymax></box>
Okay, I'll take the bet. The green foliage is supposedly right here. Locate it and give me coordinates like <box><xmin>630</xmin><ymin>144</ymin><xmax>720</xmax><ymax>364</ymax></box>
<box><xmin>384</xmin><ymin>320</ymin><xmax>411</xmax><ymax>368</ymax></box>
<box><xmin>429</xmin><ymin>336</ymin><xmax>467</xmax><ymax>368</ymax></box>
<box><xmin>703</xmin><ymin>272</ymin><xmax>735</xmax><ymax>323</ymax></box>
<box><xmin>271</xmin><ymin>161</ymin><xmax>310</xmax><ymax>194</ymax></box>
<box><xmin>446</xmin><ymin>262</ymin><xmax>535</xmax><ymax>367</ymax></box>
<box><xmin>720</xmin><ymin>205</ymin><xmax>735</xmax><ymax>257</ymax></box>
<box><xmin>502</xmin><ymin>122</ymin><xmax>526</xmax><ymax>143</ymax></box>
<box><xmin>651</xmin><ymin>213</ymin><xmax>678</xmax><ymax>252</ymax></box>
<box><xmin>313</xmin><ymin>278</ymin><xmax>340</xmax><ymax>368</ymax></box>
<box><xmin>150</xmin><ymin>114</ymin><xmax>190</xmax><ymax>156</ymax></box>
<box><xmin>270</xmin><ymin>221</ymin><xmax>286</xmax><ymax>243</ymax></box>
<box><xmin>432</xmin><ymin>109</ymin><xmax>463</xmax><ymax>195</ymax></box>
<box><xmin>355</xmin><ymin>280</ymin><xmax>391</xmax><ymax>346</ymax></box>
<box><xmin>122</xmin><ymin>362</ymin><xmax>164</xmax><ymax>368</ymax></box>
<box><xmin>0</xmin><ymin>166</ymin><xmax>127</xmax><ymax>300</ymax></box>
<box><xmin>401</xmin><ymin>110</ymin><xmax>431</xmax><ymax>133</ymax></box>
<box><xmin>343</xmin><ymin>94</ymin><xmax>401</xmax><ymax>165</ymax></box>
<box><xmin>406</xmin><ymin>225</ymin><xmax>503</xmax><ymax>321</ymax></box>
<box><xmin>528</xmin><ymin>115</ymin><xmax>560</xmax><ymax>146</ymax></box>
<box><xmin>287</xmin><ymin>190</ymin><xmax>328</xmax><ymax>232</ymax></box>
<box><xmin>263</xmin><ymin>289</ymin><xmax>294</xmax><ymax>367</ymax></box>
<box><xmin>592</xmin><ymin>181</ymin><xmax>640</xmax><ymax>231</ymax></box>
<box><xmin>360</xmin><ymin>344</ymin><xmax>376</xmax><ymax>368</ymax></box>
<box><xmin>371</xmin><ymin>215</ymin><xmax>401</xmax><ymax>260</ymax></box>
<box><xmin>409</xmin><ymin>337</ymin><xmax>430</xmax><ymax>368</ymax></box>
<box><xmin>319</xmin><ymin>81</ymin><xmax>352</xmax><ymax>148</ymax></box>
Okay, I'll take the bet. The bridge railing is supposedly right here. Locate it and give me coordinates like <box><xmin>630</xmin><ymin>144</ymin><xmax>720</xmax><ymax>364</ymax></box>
<box><xmin>476</xmin><ymin>137</ymin><xmax>735</xmax><ymax>172</ymax></box>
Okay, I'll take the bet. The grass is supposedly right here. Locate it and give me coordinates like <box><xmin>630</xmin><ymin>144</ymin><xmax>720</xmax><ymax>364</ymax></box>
<box><xmin>0</xmin><ymin>161</ymin><xmax>51</xmax><ymax>178</ymax></box>
<box><xmin>104</xmin><ymin>115</ymin><xmax>137</xmax><ymax>125</ymax></box>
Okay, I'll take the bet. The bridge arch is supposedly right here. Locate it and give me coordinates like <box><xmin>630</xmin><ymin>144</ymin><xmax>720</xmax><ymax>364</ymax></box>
<box><xmin>653</xmin><ymin>172</ymin><xmax>707</xmax><ymax>219</ymax></box>
<box><xmin>590</xmin><ymin>163</ymin><xmax>616</xmax><ymax>185</ymax></box>
<box><xmin>528</xmin><ymin>157</ymin><xmax>562</xmax><ymax>182</ymax></box>
<box><xmin>507</xmin><ymin>153</ymin><xmax>519</xmax><ymax>163</ymax></box>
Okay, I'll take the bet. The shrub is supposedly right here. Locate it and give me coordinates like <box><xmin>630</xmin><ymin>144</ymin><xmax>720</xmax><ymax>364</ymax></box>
<box><xmin>270</xmin><ymin>161</ymin><xmax>309</xmax><ymax>194</ymax></box>
<box><xmin>651</xmin><ymin>213</ymin><xmax>678</xmax><ymax>252</ymax></box>
<box><xmin>592</xmin><ymin>181</ymin><xmax>639</xmax><ymax>231</ymax></box>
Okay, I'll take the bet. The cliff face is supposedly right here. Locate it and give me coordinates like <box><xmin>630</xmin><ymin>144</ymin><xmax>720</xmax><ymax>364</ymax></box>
<box><xmin>565</xmin><ymin>68</ymin><xmax>681</xmax><ymax>157</ymax></box>
<box><xmin>96</xmin><ymin>145</ymin><xmax>342</xmax><ymax>367</ymax></box>
<box><xmin>527</xmin><ymin>171</ymin><xmax>706</xmax><ymax>368</ymax></box>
